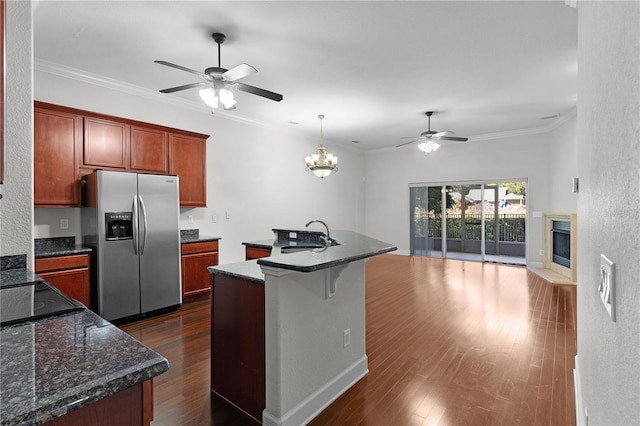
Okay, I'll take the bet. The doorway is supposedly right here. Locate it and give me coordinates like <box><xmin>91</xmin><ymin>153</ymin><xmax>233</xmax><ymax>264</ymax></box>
<box><xmin>410</xmin><ymin>180</ymin><xmax>526</xmax><ymax>265</ymax></box>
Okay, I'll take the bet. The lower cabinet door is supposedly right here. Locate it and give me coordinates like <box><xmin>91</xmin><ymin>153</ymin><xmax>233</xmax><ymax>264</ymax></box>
<box><xmin>181</xmin><ymin>251</ymin><xmax>218</xmax><ymax>297</ymax></box>
<box><xmin>37</xmin><ymin>269</ymin><xmax>91</xmax><ymax>307</ymax></box>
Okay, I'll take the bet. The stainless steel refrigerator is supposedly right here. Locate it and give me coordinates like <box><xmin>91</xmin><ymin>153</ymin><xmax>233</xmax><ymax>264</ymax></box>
<box><xmin>82</xmin><ymin>170</ymin><xmax>182</xmax><ymax>322</ymax></box>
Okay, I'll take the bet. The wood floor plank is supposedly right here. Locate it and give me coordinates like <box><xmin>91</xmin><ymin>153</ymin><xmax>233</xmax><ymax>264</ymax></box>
<box><xmin>120</xmin><ymin>255</ymin><xmax>576</xmax><ymax>426</ymax></box>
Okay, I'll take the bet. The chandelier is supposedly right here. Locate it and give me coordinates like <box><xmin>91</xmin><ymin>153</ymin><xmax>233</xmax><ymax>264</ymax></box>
<box><xmin>305</xmin><ymin>114</ymin><xmax>338</xmax><ymax>178</ymax></box>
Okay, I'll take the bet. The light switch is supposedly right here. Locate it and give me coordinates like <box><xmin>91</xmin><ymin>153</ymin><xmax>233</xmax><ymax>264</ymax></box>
<box><xmin>599</xmin><ymin>254</ymin><xmax>615</xmax><ymax>321</ymax></box>
<box><xmin>188</xmin><ymin>215</ymin><xmax>194</xmax><ymax>224</ymax></box>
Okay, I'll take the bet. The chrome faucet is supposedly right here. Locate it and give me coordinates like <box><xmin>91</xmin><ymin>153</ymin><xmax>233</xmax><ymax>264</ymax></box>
<box><xmin>305</xmin><ymin>219</ymin><xmax>331</xmax><ymax>246</ymax></box>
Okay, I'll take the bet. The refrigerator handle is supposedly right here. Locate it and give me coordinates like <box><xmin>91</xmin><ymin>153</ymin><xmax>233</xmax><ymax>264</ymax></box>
<box><xmin>139</xmin><ymin>195</ymin><xmax>148</xmax><ymax>255</ymax></box>
<box><xmin>132</xmin><ymin>195</ymin><xmax>139</xmax><ymax>255</ymax></box>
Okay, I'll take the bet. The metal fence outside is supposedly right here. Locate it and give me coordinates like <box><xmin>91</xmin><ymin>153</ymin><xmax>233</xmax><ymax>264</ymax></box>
<box><xmin>415</xmin><ymin>213</ymin><xmax>526</xmax><ymax>242</ymax></box>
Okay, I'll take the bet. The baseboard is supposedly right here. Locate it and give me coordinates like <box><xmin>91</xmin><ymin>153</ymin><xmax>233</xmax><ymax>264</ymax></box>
<box><xmin>389</xmin><ymin>249</ymin><xmax>410</xmax><ymax>256</ymax></box>
<box><xmin>262</xmin><ymin>355</ymin><xmax>368</xmax><ymax>426</ymax></box>
<box><xmin>574</xmin><ymin>355</ymin><xmax>587</xmax><ymax>425</ymax></box>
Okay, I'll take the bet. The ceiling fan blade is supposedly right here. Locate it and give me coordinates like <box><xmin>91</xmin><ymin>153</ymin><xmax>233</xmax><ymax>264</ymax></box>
<box><xmin>235</xmin><ymin>82</ymin><xmax>283</xmax><ymax>102</ymax></box>
<box><xmin>154</xmin><ymin>60</ymin><xmax>210</xmax><ymax>80</ymax></box>
<box><xmin>433</xmin><ymin>131</ymin><xmax>453</xmax><ymax>138</ymax></box>
<box><xmin>159</xmin><ymin>81</ymin><xmax>208</xmax><ymax>94</ymax></box>
<box><xmin>396</xmin><ymin>139</ymin><xmax>419</xmax><ymax>147</ymax></box>
<box><xmin>223</xmin><ymin>63</ymin><xmax>257</xmax><ymax>81</ymax></box>
<box><xmin>433</xmin><ymin>135</ymin><xmax>468</xmax><ymax>142</ymax></box>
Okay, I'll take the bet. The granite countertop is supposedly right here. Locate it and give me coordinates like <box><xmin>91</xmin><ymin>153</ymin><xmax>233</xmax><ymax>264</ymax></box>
<box><xmin>0</xmin><ymin>305</ymin><xmax>169</xmax><ymax>425</ymax></box>
<box><xmin>241</xmin><ymin>239</ymin><xmax>274</xmax><ymax>250</ymax></box>
<box><xmin>208</xmin><ymin>259</ymin><xmax>265</xmax><ymax>284</ymax></box>
<box><xmin>0</xmin><ymin>267</ymin><xmax>42</xmax><ymax>288</ymax></box>
<box><xmin>34</xmin><ymin>237</ymin><xmax>92</xmax><ymax>259</ymax></box>
<box><xmin>211</xmin><ymin>230</ymin><xmax>396</xmax><ymax>281</ymax></box>
<box><xmin>180</xmin><ymin>229</ymin><xmax>220</xmax><ymax>244</ymax></box>
<box><xmin>257</xmin><ymin>230</ymin><xmax>397</xmax><ymax>272</ymax></box>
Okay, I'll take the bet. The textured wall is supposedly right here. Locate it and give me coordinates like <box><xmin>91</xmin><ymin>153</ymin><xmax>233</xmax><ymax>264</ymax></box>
<box><xmin>0</xmin><ymin>1</ymin><xmax>33</xmax><ymax>265</ymax></box>
<box><xmin>549</xmin><ymin>114</ymin><xmax>578</xmax><ymax>212</ymax></box>
<box><xmin>577</xmin><ymin>1</ymin><xmax>640</xmax><ymax>424</ymax></box>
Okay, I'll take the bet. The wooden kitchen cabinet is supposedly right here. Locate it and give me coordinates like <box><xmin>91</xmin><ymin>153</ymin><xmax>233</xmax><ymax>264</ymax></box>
<box><xmin>34</xmin><ymin>101</ymin><xmax>209</xmax><ymax>208</ymax></box>
<box><xmin>44</xmin><ymin>380</ymin><xmax>153</xmax><ymax>426</ymax></box>
<box><xmin>181</xmin><ymin>240</ymin><xmax>218</xmax><ymax>297</ymax></box>
<box><xmin>169</xmin><ymin>134</ymin><xmax>207</xmax><ymax>207</ymax></box>
<box><xmin>211</xmin><ymin>273</ymin><xmax>265</xmax><ymax>423</ymax></box>
<box><xmin>130</xmin><ymin>125</ymin><xmax>168</xmax><ymax>173</ymax></box>
<box><xmin>245</xmin><ymin>246</ymin><xmax>272</xmax><ymax>260</ymax></box>
<box><xmin>83</xmin><ymin>116</ymin><xmax>130</xmax><ymax>169</ymax></box>
<box><xmin>34</xmin><ymin>107</ymin><xmax>82</xmax><ymax>207</ymax></box>
<box><xmin>35</xmin><ymin>254</ymin><xmax>91</xmax><ymax>307</ymax></box>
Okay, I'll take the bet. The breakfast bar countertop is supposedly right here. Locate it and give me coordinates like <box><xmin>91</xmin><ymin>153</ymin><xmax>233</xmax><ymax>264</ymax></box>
<box><xmin>210</xmin><ymin>230</ymin><xmax>397</xmax><ymax>282</ymax></box>
<box><xmin>0</xmin><ymin>281</ymin><xmax>169</xmax><ymax>425</ymax></box>
<box><xmin>256</xmin><ymin>230</ymin><xmax>397</xmax><ymax>272</ymax></box>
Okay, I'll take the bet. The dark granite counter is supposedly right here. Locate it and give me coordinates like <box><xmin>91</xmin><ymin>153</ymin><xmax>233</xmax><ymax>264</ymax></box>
<box><xmin>0</xmin><ymin>268</ymin><xmax>169</xmax><ymax>425</ymax></box>
<box><xmin>0</xmin><ymin>267</ymin><xmax>42</xmax><ymax>288</ymax></box>
<box><xmin>241</xmin><ymin>239</ymin><xmax>274</xmax><ymax>250</ymax></box>
<box><xmin>180</xmin><ymin>229</ymin><xmax>220</xmax><ymax>244</ymax></box>
<box><xmin>211</xmin><ymin>230</ymin><xmax>396</xmax><ymax>281</ymax></box>
<box><xmin>257</xmin><ymin>230</ymin><xmax>396</xmax><ymax>272</ymax></box>
<box><xmin>208</xmin><ymin>259</ymin><xmax>265</xmax><ymax>284</ymax></box>
<box><xmin>34</xmin><ymin>237</ymin><xmax>92</xmax><ymax>259</ymax></box>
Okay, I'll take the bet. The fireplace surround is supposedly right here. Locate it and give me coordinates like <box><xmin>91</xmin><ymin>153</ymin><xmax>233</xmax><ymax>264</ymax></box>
<box><xmin>542</xmin><ymin>213</ymin><xmax>577</xmax><ymax>283</ymax></box>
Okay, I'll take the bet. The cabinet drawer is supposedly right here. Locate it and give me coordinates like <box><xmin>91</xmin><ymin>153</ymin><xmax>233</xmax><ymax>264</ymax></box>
<box><xmin>35</xmin><ymin>254</ymin><xmax>90</xmax><ymax>273</ymax></box>
<box><xmin>181</xmin><ymin>241</ymin><xmax>218</xmax><ymax>255</ymax></box>
<box><xmin>245</xmin><ymin>247</ymin><xmax>272</xmax><ymax>260</ymax></box>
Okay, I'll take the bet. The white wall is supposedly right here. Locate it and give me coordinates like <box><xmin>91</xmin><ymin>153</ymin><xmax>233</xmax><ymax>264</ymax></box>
<box><xmin>0</xmin><ymin>1</ymin><xmax>33</xmax><ymax>266</ymax></box>
<box><xmin>576</xmin><ymin>2</ymin><xmax>640</xmax><ymax>425</ymax></box>
<box><xmin>549</xmin><ymin>114</ymin><xmax>578</xmax><ymax>212</ymax></box>
<box><xmin>33</xmin><ymin>70</ymin><xmax>365</xmax><ymax>264</ymax></box>
<box><xmin>363</xmin><ymin>127</ymin><xmax>575</xmax><ymax>265</ymax></box>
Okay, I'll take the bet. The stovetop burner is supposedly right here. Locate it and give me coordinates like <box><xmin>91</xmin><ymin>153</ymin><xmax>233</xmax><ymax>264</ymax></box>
<box><xmin>0</xmin><ymin>280</ymin><xmax>84</xmax><ymax>326</ymax></box>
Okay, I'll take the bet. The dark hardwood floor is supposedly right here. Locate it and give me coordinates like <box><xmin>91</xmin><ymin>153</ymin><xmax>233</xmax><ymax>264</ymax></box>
<box><xmin>120</xmin><ymin>254</ymin><xmax>576</xmax><ymax>426</ymax></box>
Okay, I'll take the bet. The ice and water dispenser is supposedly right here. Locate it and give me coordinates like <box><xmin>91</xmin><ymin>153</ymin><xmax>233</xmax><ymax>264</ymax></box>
<box><xmin>105</xmin><ymin>212</ymin><xmax>133</xmax><ymax>240</ymax></box>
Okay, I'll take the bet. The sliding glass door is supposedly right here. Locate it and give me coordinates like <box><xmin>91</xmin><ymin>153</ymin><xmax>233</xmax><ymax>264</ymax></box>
<box><xmin>410</xmin><ymin>180</ymin><xmax>526</xmax><ymax>264</ymax></box>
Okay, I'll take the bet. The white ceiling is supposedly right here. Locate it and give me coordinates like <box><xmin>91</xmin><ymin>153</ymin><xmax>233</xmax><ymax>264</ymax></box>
<box><xmin>32</xmin><ymin>1</ymin><xmax>577</xmax><ymax>151</ymax></box>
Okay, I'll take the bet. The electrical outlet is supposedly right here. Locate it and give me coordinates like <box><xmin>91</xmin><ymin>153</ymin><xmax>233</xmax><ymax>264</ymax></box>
<box><xmin>343</xmin><ymin>329</ymin><xmax>351</xmax><ymax>348</ymax></box>
<box><xmin>539</xmin><ymin>249</ymin><xmax>544</xmax><ymax>256</ymax></box>
<box><xmin>188</xmin><ymin>215</ymin><xmax>194</xmax><ymax>224</ymax></box>
<box><xmin>211</xmin><ymin>214</ymin><xmax>217</xmax><ymax>223</ymax></box>
<box><xmin>60</xmin><ymin>219</ymin><xmax>69</xmax><ymax>230</ymax></box>
<box><xmin>599</xmin><ymin>254</ymin><xmax>615</xmax><ymax>321</ymax></box>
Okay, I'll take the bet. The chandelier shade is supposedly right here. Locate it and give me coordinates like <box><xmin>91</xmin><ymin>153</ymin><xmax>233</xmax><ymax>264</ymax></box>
<box><xmin>305</xmin><ymin>114</ymin><xmax>338</xmax><ymax>178</ymax></box>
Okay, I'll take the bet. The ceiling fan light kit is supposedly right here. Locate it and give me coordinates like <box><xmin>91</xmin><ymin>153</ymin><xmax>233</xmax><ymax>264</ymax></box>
<box><xmin>305</xmin><ymin>114</ymin><xmax>338</xmax><ymax>179</ymax></box>
<box><xmin>155</xmin><ymin>32</ymin><xmax>283</xmax><ymax>110</ymax></box>
<box><xmin>396</xmin><ymin>111</ymin><xmax>469</xmax><ymax>153</ymax></box>
<box><xmin>417</xmin><ymin>140</ymin><xmax>440</xmax><ymax>153</ymax></box>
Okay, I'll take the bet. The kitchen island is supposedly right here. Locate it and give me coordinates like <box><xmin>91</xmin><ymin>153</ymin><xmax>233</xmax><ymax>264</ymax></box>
<box><xmin>209</xmin><ymin>230</ymin><xmax>396</xmax><ymax>425</ymax></box>
<box><xmin>0</xmin><ymin>266</ymin><xmax>169</xmax><ymax>425</ymax></box>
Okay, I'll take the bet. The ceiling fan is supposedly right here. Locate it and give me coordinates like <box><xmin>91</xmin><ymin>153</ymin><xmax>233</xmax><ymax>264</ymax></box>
<box><xmin>396</xmin><ymin>111</ymin><xmax>468</xmax><ymax>152</ymax></box>
<box><xmin>155</xmin><ymin>32</ymin><xmax>283</xmax><ymax>110</ymax></box>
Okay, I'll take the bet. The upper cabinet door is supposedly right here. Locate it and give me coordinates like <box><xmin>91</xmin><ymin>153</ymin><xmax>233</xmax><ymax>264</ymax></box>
<box><xmin>34</xmin><ymin>108</ymin><xmax>82</xmax><ymax>207</ymax></box>
<box><xmin>130</xmin><ymin>125</ymin><xmax>168</xmax><ymax>173</ymax></box>
<box><xmin>83</xmin><ymin>117</ymin><xmax>130</xmax><ymax>169</ymax></box>
<box><xmin>169</xmin><ymin>134</ymin><xmax>207</xmax><ymax>207</ymax></box>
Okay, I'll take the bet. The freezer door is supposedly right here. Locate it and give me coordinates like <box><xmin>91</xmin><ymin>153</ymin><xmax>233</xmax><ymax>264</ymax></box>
<box><xmin>137</xmin><ymin>173</ymin><xmax>182</xmax><ymax>313</ymax></box>
<box><xmin>96</xmin><ymin>171</ymin><xmax>141</xmax><ymax>321</ymax></box>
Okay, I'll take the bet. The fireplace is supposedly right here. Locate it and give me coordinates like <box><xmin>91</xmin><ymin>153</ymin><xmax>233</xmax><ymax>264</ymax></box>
<box><xmin>552</xmin><ymin>220</ymin><xmax>571</xmax><ymax>268</ymax></box>
<box><xmin>541</xmin><ymin>213</ymin><xmax>577</xmax><ymax>283</ymax></box>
